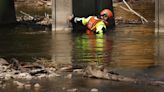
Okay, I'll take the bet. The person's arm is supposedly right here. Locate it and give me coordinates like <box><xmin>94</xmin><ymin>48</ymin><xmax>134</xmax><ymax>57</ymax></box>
<box><xmin>69</xmin><ymin>15</ymin><xmax>91</xmax><ymax>25</ymax></box>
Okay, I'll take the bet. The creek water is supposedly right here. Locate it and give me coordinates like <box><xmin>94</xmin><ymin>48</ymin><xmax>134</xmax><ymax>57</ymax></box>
<box><xmin>1</xmin><ymin>1</ymin><xmax>163</xmax><ymax>92</ymax></box>
<box><xmin>0</xmin><ymin>23</ymin><xmax>164</xmax><ymax>92</ymax></box>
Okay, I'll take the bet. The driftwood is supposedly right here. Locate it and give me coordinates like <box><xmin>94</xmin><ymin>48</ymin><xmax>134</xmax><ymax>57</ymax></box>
<box><xmin>19</xmin><ymin>11</ymin><xmax>45</xmax><ymax>22</ymax></box>
<box><xmin>0</xmin><ymin>58</ymin><xmax>59</xmax><ymax>81</ymax></box>
<box><xmin>122</xmin><ymin>0</ymin><xmax>148</xmax><ymax>23</ymax></box>
<box><xmin>18</xmin><ymin>11</ymin><xmax>52</xmax><ymax>27</ymax></box>
<box><xmin>20</xmin><ymin>11</ymin><xmax>34</xmax><ymax>20</ymax></box>
<box><xmin>22</xmin><ymin>64</ymin><xmax>43</xmax><ymax>69</ymax></box>
<box><xmin>29</xmin><ymin>69</ymin><xmax>48</xmax><ymax>75</ymax></box>
<box><xmin>83</xmin><ymin>65</ymin><xmax>164</xmax><ymax>87</ymax></box>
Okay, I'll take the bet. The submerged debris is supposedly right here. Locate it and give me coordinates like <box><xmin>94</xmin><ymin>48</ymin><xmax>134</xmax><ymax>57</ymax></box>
<box><xmin>66</xmin><ymin>88</ymin><xmax>78</xmax><ymax>92</ymax></box>
<box><xmin>13</xmin><ymin>81</ymin><xmax>41</xmax><ymax>89</ymax></box>
<box><xmin>90</xmin><ymin>88</ymin><xmax>99</xmax><ymax>92</ymax></box>
<box><xmin>1</xmin><ymin>57</ymin><xmax>164</xmax><ymax>90</ymax></box>
<box><xmin>34</xmin><ymin>83</ymin><xmax>41</xmax><ymax>88</ymax></box>
<box><xmin>0</xmin><ymin>58</ymin><xmax>59</xmax><ymax>81</ymax></box>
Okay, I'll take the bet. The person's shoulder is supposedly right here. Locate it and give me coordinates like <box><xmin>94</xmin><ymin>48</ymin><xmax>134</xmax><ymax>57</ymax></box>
<box><xmin>87</xmin><ymin>16</ymin><xmax>99</xmax><ymax>19</ymax></box>
<box><xmin>86</xmin><ymin>16</ymin><xmax>93</xmax><ymax>20</ymax></box>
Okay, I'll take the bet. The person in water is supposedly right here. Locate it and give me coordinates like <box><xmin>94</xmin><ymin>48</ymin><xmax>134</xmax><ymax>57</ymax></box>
<box><xmin>69</xmin><ymin>9</ymin><xmax>113</xmax><ymax>35</ymax></box>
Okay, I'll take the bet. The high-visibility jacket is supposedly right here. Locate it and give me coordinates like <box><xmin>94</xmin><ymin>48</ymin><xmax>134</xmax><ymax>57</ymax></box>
<box><xmin>74</xmin><ymin>16</ymin><xmax>107</xmax><ymax>34</ymax></box>
<box><xmin>87</xmin><ymin>16</ymin><xmax>101</xmax><ymax>31</ymax></box>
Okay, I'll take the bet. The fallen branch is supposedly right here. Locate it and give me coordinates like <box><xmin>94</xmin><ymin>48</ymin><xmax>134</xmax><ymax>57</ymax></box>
<box><xmin>20</xmin><ymin>11</ymin><xmax>34</xmax><ymax>20</ymax></box>
<box><xmin>122</xmin><ymin>0</ymin><xmax>148</xmax><ymax>23</ymax></box>
<box><xmin>120</xmin><ymin>6</ymin><xmax>132</xmax><ymax>13</ymax></box>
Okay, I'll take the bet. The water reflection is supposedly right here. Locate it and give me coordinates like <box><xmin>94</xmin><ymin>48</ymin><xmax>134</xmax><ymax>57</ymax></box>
<box><xmin>51</xmin><ymin>31</ymin><xmax>73</xmax><ymax>64</ymax></box>
<box><xmin>0</xmin><ymin>28</ymin><xmax>52</xmax><ymax>61</ymax></box>
<box><xmin>0</xmin><ymin>24</ymin><xmax>164</xmax><ymax>92</ymax></box>
<box><xmin>111</xmin><ymin>24</ymin><xmax>155</xmax><ymax>69</ymax></box>
<box><xmin>71</xmin><ymin>24</ymin><xmax>155</xmax><ymax>69</ymax></box>
<box><xmin>0</xmin><ymin>24</ymin><xmax>155</xmax><ymax>69</ymax></box>
<box><xmin>72</xmin><ymin>33</ymin><xmax>113</xmax><ymax>64</ymax></box>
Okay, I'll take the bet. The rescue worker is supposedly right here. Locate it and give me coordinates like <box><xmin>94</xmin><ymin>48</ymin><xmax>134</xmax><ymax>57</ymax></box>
<box><xmin>69</xmin><ymin>9</ymin><xmax>113</xmax><ymax>34</ymax></box>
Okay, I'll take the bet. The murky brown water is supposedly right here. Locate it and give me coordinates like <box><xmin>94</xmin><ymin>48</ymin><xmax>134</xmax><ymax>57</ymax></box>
<box><xmin>0</xmin><ymin>24</ymin><xmax>164</xmax><ymax>92</ymax></box>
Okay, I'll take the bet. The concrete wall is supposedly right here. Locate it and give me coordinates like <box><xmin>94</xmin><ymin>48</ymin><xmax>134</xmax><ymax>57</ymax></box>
<box><xmin>155</xmin><ymin>0</ymin><xmax>164</xmax><ymax>65</ymax></box>
<box><xmin>159</xmin><ymin>0</ymin><xmax>164</xmax><ymax>32</ymax></box>
<box><xmin>155</xmin><ymin>0</ymin><xmax>164</xmax><ymax>32</ymax></box>
<box><xmin>0</xmin><ymin>0</ymin><xmax>16</xmax><ymax>25</ymax></box>
<box><xmin>158</xmin><ymin>0</ymin><xmax>164</xmax><ymax>62</ymax></box>
<box><xmin>52</xmin><ymin>0</ymin><xmax>72</xmax><ymax>31</ymax></box>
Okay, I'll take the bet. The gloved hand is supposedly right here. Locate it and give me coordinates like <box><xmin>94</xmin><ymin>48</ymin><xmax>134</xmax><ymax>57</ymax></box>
<box><xmin>67</xmin><ymin>15</ymin><xmax>74</xmax><ymax>23</ymax></box>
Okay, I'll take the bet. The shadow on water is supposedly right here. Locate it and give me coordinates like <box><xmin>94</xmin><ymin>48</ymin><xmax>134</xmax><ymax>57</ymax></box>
<box><xmin>0</xmin><ymin>26</ymin><xmax>52</xmax><ymax>62</ymax></box>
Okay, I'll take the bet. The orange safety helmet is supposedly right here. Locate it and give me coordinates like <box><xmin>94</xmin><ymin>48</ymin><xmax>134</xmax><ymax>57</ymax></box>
<box><xmin>100</xmin><ymin>9</ymin><xmax>113</xmax><ymax>18</ymax></box>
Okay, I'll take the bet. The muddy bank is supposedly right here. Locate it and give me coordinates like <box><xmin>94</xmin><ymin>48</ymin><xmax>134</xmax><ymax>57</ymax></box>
<box><xmin>0</xmin><ymin>58</ymin><xmax>65</xmax><ymax>90</ymax></box>
<box><xmin>113</xmin><ymin>0</ymin><xmax>155</xmax><ymax>24</ymax></box>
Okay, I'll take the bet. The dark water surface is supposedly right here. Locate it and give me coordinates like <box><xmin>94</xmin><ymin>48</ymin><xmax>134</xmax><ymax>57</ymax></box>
<box><xmin>0</xmin><ymin>24</ymin><xmax>164</xmax><ymax>92</ymax></box>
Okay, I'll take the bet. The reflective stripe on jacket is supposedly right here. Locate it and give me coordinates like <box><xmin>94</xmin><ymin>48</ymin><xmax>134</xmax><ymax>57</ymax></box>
<box><xmin>87</xmin><ymin>16</ymin><xmax>101</xmax><ymax>31</ymax></box>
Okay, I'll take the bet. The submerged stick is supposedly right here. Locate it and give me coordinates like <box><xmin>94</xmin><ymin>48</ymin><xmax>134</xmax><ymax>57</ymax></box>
<box><xmin>122</xmin><ymin>0</ymin><xmax>148</xmax><ymax>23</ymax></box>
